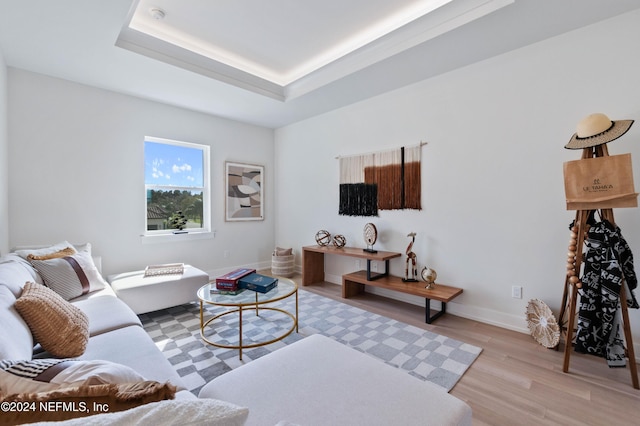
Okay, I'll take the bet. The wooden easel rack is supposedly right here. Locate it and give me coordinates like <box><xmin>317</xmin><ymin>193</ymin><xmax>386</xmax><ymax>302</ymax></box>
<box><xmin>557</xmin><ymin>143</ymin><xmax>639</xmax><ymax>389</ymax></box>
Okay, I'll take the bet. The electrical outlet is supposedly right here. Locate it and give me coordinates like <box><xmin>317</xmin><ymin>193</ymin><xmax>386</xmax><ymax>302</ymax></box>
<box><xmin>372</xmin><ymin>262</ymin><xmax>378</xmax><ymax>272</ymax></box>
<box><xmin>512</xmin><ymin>285</ymin><xmax>522</xmax><ymax>299</ymax></box>
<box><xmin>224</xmin><ymin>250</ymin><xmax>230</xmax><ymax>259</ymax></box>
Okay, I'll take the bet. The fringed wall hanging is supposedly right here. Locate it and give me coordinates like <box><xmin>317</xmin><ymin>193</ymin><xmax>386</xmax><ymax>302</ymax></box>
<box><xmin>338</xmin><ymin>143</ymin><xmax>424</xmax><ymax>216</ymax></box>
<box><xmin>339</xmin><ymin>153</ymin><xmax>378</xmax><ymax>216</ymax></box>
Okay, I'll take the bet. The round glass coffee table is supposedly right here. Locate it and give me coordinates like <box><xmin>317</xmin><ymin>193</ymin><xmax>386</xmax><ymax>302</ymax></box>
<box><xmin>197</xmin><ymin>278</ymin><xmax>298</xmax><ymax>360</ymax></box>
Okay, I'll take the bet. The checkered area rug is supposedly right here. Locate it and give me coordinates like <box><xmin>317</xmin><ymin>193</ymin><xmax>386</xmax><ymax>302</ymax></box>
<box><xmin>139</xmin><ymin>289</ymin><xmax>482</xmax><ymax>396</ymax></box>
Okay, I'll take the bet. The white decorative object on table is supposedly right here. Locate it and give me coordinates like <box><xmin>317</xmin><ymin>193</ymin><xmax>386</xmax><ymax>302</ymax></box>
<box><xmin>363</xmin><ymin>223</ymin><xmax>378</xmax><ymax>253</ymax></box>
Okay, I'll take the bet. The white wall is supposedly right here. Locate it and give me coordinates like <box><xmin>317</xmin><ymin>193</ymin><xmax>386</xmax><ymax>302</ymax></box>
<box><xmin>0</xmin><ymin>49</ymin><xmax>8</xmax><ymax>255</ymax></box>
<box><xmin>275</xmin><ymin>9</ymin><xmax>640</xmax><ymax>341</ymax></box>
<box><xmin>8</xmin><ymin>70</ymin><xmax>275</xmax><ymax>277</ymax></box>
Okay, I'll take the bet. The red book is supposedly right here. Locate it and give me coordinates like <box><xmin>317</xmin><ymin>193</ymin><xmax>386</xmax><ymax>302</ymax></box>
<box><xmin>216</xmin><ymin>268</ymin><xmax>256</xmax><ymax>290</ymax></box>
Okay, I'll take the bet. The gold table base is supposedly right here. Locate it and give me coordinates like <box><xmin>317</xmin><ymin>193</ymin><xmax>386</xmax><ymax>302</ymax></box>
<box><xmin>199</xmin><ymin>287</ymin><xmax>298</xmax><ymax>360</ymax></box>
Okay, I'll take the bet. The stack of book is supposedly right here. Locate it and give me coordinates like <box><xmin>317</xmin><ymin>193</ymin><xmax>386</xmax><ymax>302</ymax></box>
<box><xmin>215</xmin><ymin>268</ymin><xmax>255</xmax><ymax>293</ymax></box>
<box><xmin>213</xmin><ymin>269</ymin><xmax>279</xmax><ymax>295</ymax></box>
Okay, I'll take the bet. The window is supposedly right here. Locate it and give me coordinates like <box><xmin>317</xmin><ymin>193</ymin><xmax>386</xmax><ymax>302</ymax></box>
<box><xmin>144</xmin><ymin>137</ymin><xmax>210</xmax><ymax>235</ymax></box>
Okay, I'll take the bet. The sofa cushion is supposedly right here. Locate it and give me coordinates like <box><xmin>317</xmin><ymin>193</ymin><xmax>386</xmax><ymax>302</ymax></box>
<box><xmin>67</xmin><ymin>280</ymin><xmax>117</xmax><ymax>302</ymax></box>
<box><xmin>72</xmin><ymin>295</ymin><xmax>142</xmax><ymax>337</ymax></box>
<box><xmin>54</xmin><ymin>325</ymin><xmax>188</xmax><ymax>392</ymax></box>
<box><xmin>0</xmin><ymin>380</ymin><xmax>176</xmax><ymax>425</ymax></box>
<box><xmin>0</xmin><ymin>359</ymin><xmax>146</xmax><ymax>394</ymax></box>
<box><xmin>30</xmin><ymin>245</ymin><xmax>107</xmax><ymax>301</ymax></box>
<box><xmin>15</xmin><ymin>282</ymin><xmax>89</xmax><ymax>358</ymax></box>
<box><xmin>0</xmin><ymin>286</ymin><xmax>33</xmax><ymax>360</ymax></box>
<box><xmin>0</xmin><ymin>257</ymin><xmax>42</xmax><ymax>297</ymax></box>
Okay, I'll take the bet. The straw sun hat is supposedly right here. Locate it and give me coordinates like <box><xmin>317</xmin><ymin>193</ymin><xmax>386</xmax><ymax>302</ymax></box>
<box><xmin>565</xmin><ymin>113</ymin><xmax>634</xmax><ymax>149</ymax></box>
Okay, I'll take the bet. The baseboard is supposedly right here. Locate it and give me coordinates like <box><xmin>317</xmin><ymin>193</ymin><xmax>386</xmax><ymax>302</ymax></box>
<box><xmin>324</xmin><ymin>273</ymin><xmax>342</xmax><ymax>285</ymax></box>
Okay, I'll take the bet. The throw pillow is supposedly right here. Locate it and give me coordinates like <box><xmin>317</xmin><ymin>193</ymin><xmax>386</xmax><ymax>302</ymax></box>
<box><xmin>0</xmin><ymin>359</ymin><xmax>146</xmax><ymax>394</ymax></box>
<box><xmin>29</xmin><ymin>247</ymin><xmax>107</xmax><ymax>301</ymax></box>
<box><xmin>274</xmin><ymin>247</ymin><xmax>293</xmax><ymax>256</ymax></box>
<box><xmin>0</xmin><ymin>286</ymin><xmax>34</xmax><ymax>360</ymax></box>
<box><xmin>27</xmin><ymin>246</ymin><xmax>76</xmax><ymax>261</ymax></box>
<box><xmin>14</xmin><ymin>241</ymin><xmax>75</xmax><ymax>260</ymax></box>
<box><xmin>0</xmin><ymin>380</ymin><xmax>176</xmax><ymax>425</ymax></box>
<box><xmin>14</xmin><ymin>282</ymin><xmax>89</xmax><ymax>358</ymax></box>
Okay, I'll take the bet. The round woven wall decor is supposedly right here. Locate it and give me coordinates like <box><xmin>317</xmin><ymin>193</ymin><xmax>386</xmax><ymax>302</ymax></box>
<box><xmin>525</xmin><ymin>299</ymin><xmax>560</xmax><ymax>348</ymax></box>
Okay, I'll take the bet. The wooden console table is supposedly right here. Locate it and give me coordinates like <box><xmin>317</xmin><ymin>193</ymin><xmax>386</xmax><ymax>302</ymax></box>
<box><xmin>302</xmin><ymin>245</ymin><xmax>402</xmax><ymax>285</ymax></box>
<box><xmin>342</xmin><ymin>271</ymin><xmax>463</xmax><ymax>324</ymax></box>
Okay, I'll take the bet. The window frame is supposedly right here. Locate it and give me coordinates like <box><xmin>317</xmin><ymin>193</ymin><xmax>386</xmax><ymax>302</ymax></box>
<box><xmin>143</xmin><ymin>136</ymin><xmax>211</xmax><ymax>238</ymax></box>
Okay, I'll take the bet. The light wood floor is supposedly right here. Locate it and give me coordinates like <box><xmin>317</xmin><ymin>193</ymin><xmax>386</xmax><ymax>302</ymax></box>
<box><xmin>290</xmin><ymin>277</ymin><xmax>640</xmax><ymax>425</ymax></box>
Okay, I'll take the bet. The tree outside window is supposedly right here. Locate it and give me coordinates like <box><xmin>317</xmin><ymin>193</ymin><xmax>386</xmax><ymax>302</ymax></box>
<box><xmin>144</xmin><ymin>137</ymin><xmax>210</xmax><ymax>234</ymax></box>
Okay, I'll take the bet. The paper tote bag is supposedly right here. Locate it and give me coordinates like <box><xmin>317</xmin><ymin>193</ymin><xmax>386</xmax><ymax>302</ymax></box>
<box><xmin>563</xmin><ymin>153</ymin><xmax>638</xmax><ymax>210</ymax></box>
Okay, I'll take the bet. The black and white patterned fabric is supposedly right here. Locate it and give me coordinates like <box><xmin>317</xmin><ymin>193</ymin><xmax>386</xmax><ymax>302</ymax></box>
<box><xmin>0</xmin><ymin>358</ymin><xmax>70</xmax><ymax>379</ymax></box>
<box><xmin>575</xmin><ymin>220</ymin><xmax>639</xmax><ymax>367</ymax></box>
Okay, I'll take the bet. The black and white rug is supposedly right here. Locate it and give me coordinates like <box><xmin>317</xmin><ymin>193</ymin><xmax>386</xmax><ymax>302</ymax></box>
<box><xmin>139</xmin><ymin>289</ymin><xmax>482</xmax><ymax>396</ymax></box>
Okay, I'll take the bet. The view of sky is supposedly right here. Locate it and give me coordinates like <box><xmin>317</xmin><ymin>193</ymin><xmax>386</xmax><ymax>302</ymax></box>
<box><xmin>144</xmin><ymin>140</ymin><xmax>204</xmax><ymax>187</ymax></box>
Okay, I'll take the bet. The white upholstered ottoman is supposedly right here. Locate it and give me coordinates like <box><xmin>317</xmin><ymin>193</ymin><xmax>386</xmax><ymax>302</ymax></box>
<box><xmin>107</xmin><ymin>265</ymin><xmax>209</xmax><ymax>314</ymax></box>
<box><xmin>199</xmin><ymin>334</ymin><xmax>472</xmax><ymax>426</ymax></box>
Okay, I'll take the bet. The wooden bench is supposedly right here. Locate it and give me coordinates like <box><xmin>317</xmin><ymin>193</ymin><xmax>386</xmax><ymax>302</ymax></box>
<box><xmin>342</xmin><ymin>271</ymin><xmax>463</xmax><ymax>324</ymax></box>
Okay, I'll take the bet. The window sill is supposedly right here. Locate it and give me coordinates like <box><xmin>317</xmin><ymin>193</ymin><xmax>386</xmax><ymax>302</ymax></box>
<box><xmin>141</xmin><ymin>230</ymin><xmax>216</xmax><ymax>244</ymax></box>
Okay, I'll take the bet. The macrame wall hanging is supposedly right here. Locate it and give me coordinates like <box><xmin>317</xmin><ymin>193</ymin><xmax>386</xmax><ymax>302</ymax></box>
<box><xmin>338</xmin><ymin>144</ymin><xmax>424</xmax><ymax>216</ymax></box>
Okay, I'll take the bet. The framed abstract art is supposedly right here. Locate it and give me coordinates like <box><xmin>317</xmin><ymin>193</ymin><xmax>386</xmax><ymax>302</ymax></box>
<box><xmin>225</xmin><ymin>162</ymin><xmax>264</xmax><ymax>221</ymax></box>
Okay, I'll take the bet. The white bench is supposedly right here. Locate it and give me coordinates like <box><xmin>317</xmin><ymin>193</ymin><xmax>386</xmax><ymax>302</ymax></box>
<box><xmin>199</xmin><ymin>334</ymin><xmax>472</xmax><ymax>425</ymax></box>
<box><xmin>107</xmin><ymin>265</ymin><xmax>209</xmax><ymax>314</ymax></box>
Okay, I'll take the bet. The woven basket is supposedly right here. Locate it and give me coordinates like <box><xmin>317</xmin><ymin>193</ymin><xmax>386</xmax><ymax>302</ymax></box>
<box><xmin>272</xmin><ymin>253</ymin><xmax>294</xmax><ymax>277</ymax></box>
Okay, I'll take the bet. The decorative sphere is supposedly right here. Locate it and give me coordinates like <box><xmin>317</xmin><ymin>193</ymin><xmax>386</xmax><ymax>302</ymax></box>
<box><xmin>332</xmin><ymin>234</ymin><xmax>346</xmax><ymax>248</ymax></box>
<box><xmin>421</xmin><ymin>267</ymin><xmax>437</xmax><ymax>284</ymax></box>
<box><xmin>315</xmin><ymin>230</ymin><xmax>331</xmax><ymax>246</ymax></box>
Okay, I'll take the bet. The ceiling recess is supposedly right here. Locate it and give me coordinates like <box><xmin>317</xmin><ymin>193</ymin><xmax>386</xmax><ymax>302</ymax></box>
<box><xmin>116</xmin><ymin>0</ymin><xmax>514</xmax><ymax>101</ymax></box>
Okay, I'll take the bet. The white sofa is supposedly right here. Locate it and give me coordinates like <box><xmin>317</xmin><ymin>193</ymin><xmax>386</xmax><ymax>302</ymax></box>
<box><xmin>0</xmin><ymin>246</ymin><xmax>196</xmax><ymax>401</ymax></box>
